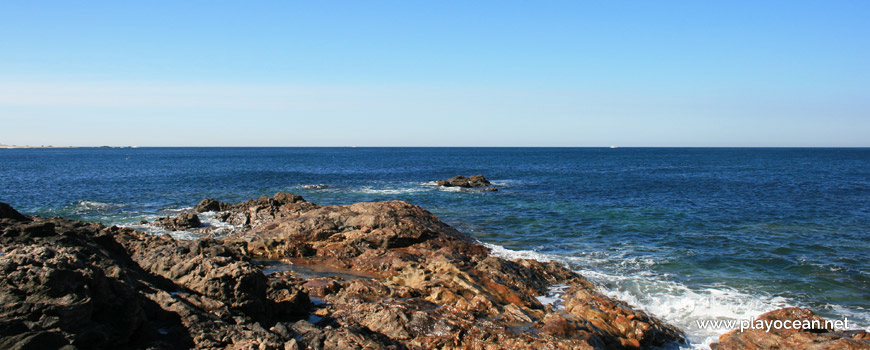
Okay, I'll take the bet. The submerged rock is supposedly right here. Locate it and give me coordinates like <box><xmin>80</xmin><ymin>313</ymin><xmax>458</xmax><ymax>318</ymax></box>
<box><xmin>711</xmin><ymin>307</ymin><xmax>870</xmax><ymax>349</ymax></box>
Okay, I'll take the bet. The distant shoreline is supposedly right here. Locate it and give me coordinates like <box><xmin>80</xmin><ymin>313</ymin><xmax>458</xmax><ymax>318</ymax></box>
<box><xmin>0</xmin><ymin>145</ymin><xmax>78</xmax><ymax>149</ymax></box>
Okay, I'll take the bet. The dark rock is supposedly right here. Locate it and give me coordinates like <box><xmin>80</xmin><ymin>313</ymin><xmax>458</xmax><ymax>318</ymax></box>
<box><xmin>0</xmin><ymin>207</ymin><xmax>309</xmax><ymax>349</ymax></box>
<box><xmin>712</xmin><ymin>307</ymin><xmax>870</xmax><ymax>349</ymax></box>
<box><xmin>435</xmin><ymin>174</ymin><xmax>498</xmax><ymax>191</ymax></box>
<box><xmin>273</xmin><ymin>192</ymin><xmax>305</xmax><ymax>204</ymax></box>
<box><xmin>120</xmin><ymin>236</ymin><xmax>272</xmax><ymax>320</ymax></box>
<box><xmin>303</xmin><ymin>278</ymin><xmax>343</xmax><ymax>297</ymax></box>
<box><xmin>0</xmin><ymin>203</ymin><xmax>28</xmax><ymax>222</ymax></box>
<box><xmin>436</xmin><ymin>174</ymin><xmax>492</xmax><ymax>187</ymax></box>
<box><xmin>0</xmin><ymin>216</ymin><xmax>157</xmax><ymax>349</ymax></box>
<box><xmin>153</xmin><ymin>212</ymin><xmax>201</xmax><ymax>230</ymax></box>
<box><xmin>193</xmin><ymin>198</ymin><xmax>230</xmax><ymax>213</ymax></box>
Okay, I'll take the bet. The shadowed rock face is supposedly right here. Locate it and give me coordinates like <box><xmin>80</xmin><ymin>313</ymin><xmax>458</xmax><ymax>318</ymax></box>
<box><xmin>1</xmin><ymin>194</ymin><xmax>687</xmax><ymax>349</ymax></box>
<box><xmin>711</xmin><ymin>307</ymin><xmax>870</xmax><ymax>349</ymax></box>
<box><xmin>0</xmin><ymin>203</ymin><xmax>310</xmax><ymax>350</ymax></box>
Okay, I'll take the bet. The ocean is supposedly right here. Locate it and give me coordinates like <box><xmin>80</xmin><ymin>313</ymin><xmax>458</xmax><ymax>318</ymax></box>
<box><xmin>1</xmin><ymin>147</ymin><xmax>868</xmax><ymax>348</ymax></box>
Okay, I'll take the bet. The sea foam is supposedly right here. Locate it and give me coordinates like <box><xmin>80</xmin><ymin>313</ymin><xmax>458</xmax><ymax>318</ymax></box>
<box><xmin>482</xmin><ymin>242</ymin><xmax>795</xmax><ymax>349</ymax></box>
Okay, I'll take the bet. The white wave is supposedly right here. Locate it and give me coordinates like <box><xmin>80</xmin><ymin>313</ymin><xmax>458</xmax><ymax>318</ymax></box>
<box><xmin>481</xmin><ymin>243</ymin><xmax>801</xmax><ymax>349</ymax></box>
<box><xmin>122</xmin><ymin>210</ymin><xmax>244</xmax><ymax>240</ymax></box>
<box><xmin>164</xmin><ymin>206</ymin><xmax>193</xmax><ymax>213</ymax></box>
<box><xmin>123</xmin><ymin>221</ymin><xmax>203</xmax><ymax>240</ymax></box>
<box><xmin>437</xmin><ymin>186</ymin><xmax>463</xmax><ymax>192</ymax></box>
<box><xmin>197</xmin><ymin>211</ymin><xmax>243</xmax><ymax>238</ymax></box>
<box><xmin>820</xmin><ymin>304</ymin><xmax>870</xmax><ymax>332</ymax></box>
<box><xmin>535</xmin><ymin>283</ymin><xmax>569</xmax><ymax>311</ymax></box>
<box><xmin>482</xmin><ymin>243</ymin><xmax>555</xmax><ymax>262</ymax></box>
<box><xmin>578</xmin><ymin>268</ymin><xmax>792</xmax><ymax>349</ymax></box>
<box><xmin>356</xmin><ymin>186</ymin><xmax>426</xmax><ymax>195</ymax></box>
<box><xmin>489</xmin><ymin>179</ymin><xmax>524</xmax><ymax>187</ymax></box>
<box><xmin>300</xmin><ymin>184</ymin><xmax>329</xmax><ymax>189</ymax></box>
<box><xmin>74</xmin><ymin>200</ymin><xmax>124</xmax><ymax>211</ymax></box>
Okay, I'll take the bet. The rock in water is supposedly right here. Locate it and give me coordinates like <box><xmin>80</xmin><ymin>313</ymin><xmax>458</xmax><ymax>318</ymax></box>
<box><xmin>435</xmin><ymin>174</ymin><xmax>498</xmax><ymax>190</ymax></box>
<box><xmin>193</xmin><ymin>198</ymin><xmax>231</xmax><ymax>213</ymax></box>
<box><xmin>153</xmin><ymin>212</ymin><xmax>201</xmax><ymax>230</ymax></box>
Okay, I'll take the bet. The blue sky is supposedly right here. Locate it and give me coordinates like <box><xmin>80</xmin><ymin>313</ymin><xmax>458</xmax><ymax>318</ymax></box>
<box><xmin>1</xmin><ymin>1</ymin><xmax>868</xmax><ymax>146</ymax></box>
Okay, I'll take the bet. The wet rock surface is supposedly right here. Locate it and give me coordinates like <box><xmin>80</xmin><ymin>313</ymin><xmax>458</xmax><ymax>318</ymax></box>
<box><xmin>436</xmin><ymin>174</ymin><xmax>497</xmax><ymax>191</ymax></box>
<box><xmin>711</xmin><ymin>307</ymin><xmax>870</xmax><ymax>349</ymax></box>
<box><xmin>153</xmin><ymin>212</ymin><xmax>202</xmax><ymax>230</ymax></box>
<box><xmin>1</xmin><ymin>194</ymin><xmax>689</xmax><ymax>349</ymax></box>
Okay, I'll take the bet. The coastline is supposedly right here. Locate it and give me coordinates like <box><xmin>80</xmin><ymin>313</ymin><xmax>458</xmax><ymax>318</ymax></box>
<box><xmin>2</xmin><ymin>194</ymin><xmax>866</xmax><ymax>349</ymax></box>
<box><xmin>0</xmin><ymin>195</ymin><xmax>685</xmax><ymax>349</ymax></box>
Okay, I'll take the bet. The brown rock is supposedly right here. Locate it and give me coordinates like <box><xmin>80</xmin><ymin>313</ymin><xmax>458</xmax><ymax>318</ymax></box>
<box><xmin>712</xmin><ymin>307</ymin><xmax>870</xmax><ymax>349</ymax></box>
<box><xmin>0</xmin><ymin>196</ymin><xmax>689</xmax><ymax>350</ymax></box>
<box><xmin>232</xmin><ymin>196</ymin><xmax>683</xmax><ymax>349</ymax></box>
<box><xmin>303</xmin><ymin>278</ymin><xmax>342</xmax><ymax>298</ymax></box>
<box><xmin>153</xmin><ymin>212</ymin><xmax>202</xmax><ymax>230</ymax></box>
<box><xmin>0</xmin><ymin>208</ymin><xmax>309</xmax><ymax>349</ymax></box>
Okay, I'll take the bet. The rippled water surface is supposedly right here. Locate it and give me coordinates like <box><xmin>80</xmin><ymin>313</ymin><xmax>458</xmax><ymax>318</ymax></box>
<box><xmin>2</xmin><ymin>147</ymin><xmax>868</xmax><ymax>347</ymax></box>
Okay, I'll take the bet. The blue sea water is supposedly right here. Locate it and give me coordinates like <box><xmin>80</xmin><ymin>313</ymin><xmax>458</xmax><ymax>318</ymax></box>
<box><xmin>1</xmin><ymin>147</ymin><xmax>868</xmax><ymax>347</ymax></box>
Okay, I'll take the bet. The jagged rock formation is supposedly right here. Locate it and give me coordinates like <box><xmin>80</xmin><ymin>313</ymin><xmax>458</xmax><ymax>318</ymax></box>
<box><xmin>1</xmin><ymin>194</ymin><xmax>686</xmax><ymax>349</ymax></box>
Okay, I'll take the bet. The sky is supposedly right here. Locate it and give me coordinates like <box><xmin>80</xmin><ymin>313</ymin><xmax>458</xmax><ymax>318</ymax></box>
<box><xmin>1</xmin><ymin>1</ymin><xmax>868</xmax><ymax>147</ymax></box>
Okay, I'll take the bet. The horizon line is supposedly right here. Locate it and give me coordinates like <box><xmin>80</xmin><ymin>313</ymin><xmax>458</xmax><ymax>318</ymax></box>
<box><xmin>3</xmin><ymin>145</ymin><xmax>869</xmax><ymax>149</ymax></box>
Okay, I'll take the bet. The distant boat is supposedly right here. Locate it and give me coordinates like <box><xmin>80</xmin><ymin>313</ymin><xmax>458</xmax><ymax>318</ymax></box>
<box><xmin>610</xmin><ymin>145</ymin><xmax>618</xmax><ymax>149</ymax></box>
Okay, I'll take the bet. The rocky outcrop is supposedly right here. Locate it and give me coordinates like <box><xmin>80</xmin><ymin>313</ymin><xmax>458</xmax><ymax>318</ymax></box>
<box><xmin>153</xmin><ymin>212</ymin><xmax>201</xmax><ymax>230</ymax></box>
<box><xmin>436</xmin><ymin>174</ymin><xmax>497</xmax><ymax>191</ymax></box>
<box><xmin>711</xmin><ymin>307</ymin><xmax>870</xmax><ymax>349</ymax></box>
<box><xmin>0</xmin><ymin>195</ymin><xmax>686</xmax><ymax>349</ymax></box>
<box><xmin>0</xmin><ymin>202</ymin><xmax>28</xmax><ymax>221</ymax></box>
<box><xmin>194</xmin><ymin>198</ymin><xmax>231</xmax><ymax>213</ymax></box>
<box><xmin>0</xmin><ymin>203</ymin><xmax>311</xmax><ymax>349</ymax></box>
<box><xmin>230</xmin><ymin>194</ymin><xmax>684</xmax><ymax>349</ymax></box>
